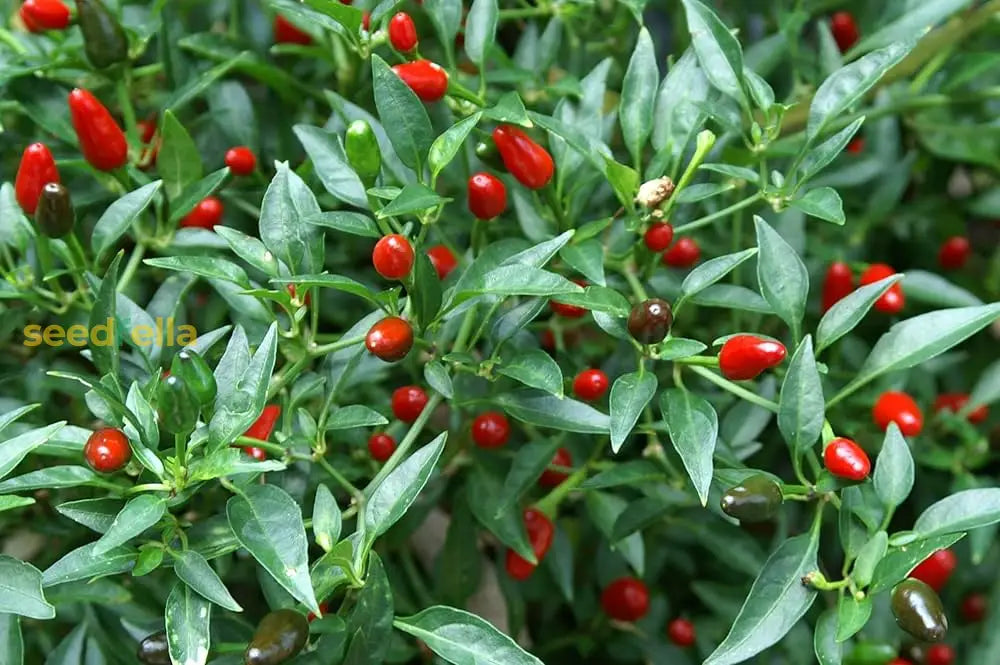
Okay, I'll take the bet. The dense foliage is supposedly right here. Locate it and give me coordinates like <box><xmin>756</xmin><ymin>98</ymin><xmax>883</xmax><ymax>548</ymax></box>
<box><xmin>1</xmin><ymin>1</ymin><xmax>1000</xmax><ymax>664</ymax></box>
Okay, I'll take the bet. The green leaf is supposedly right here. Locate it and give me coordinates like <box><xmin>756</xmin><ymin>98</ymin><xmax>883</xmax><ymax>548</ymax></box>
<box><xmin>851</xmin><ymin>0</ymin><xmax>974</xmax><ymax>55</ymax></box>
<box><xmin>439</xmin><ymin>495</ymin><xmax>482</xmax><ymax>606</ymax></box>
<box><xmin>796</xmin><ymin>117</ymin><xmax>865</xmax><ymax>185</ymax></box>
<box><xmin>226</xmin><ymin>484</ymin><xmax>320</xmax><ymax>614</ymax></box>
<box><xmin>743</xmin><ymin>68</ymin><xmax>775</xmax><ymax>111</ymax></box>
<box><xmin>680</xmin><ymin>0</ymin><xmax>745</xmax><ymax>104</ymax></box>
<box><xmin>868</xmin><ymin>533</ymin><xmax>965</xmax><ymax>593</ymax></box>
<box><xmin>395</xmin><ymin>605</ymin><xmax>544</xmax><ymax>665</ymax></box>
<box><xmin>41</xmin><ymin>542</ymin><xmax>137</xmax><ymax>587</ymax></box>
<box><xmin>325</xmin><ymin>405</ymin><xmax>388</xmax><ymax>431</ymax></box>
<box><xmin>559</xmin><ymin>239</ymin><xmax>606</xmax><ymax>286</ymax></box>
<box><xmin>703</xmin><ymin>532</ymin><xmax>819</xmax><ymax>665</ymax></box>
<box><xmin>467</xmin><ymin>467</ymin><xmax>533</xmax><ymax>562</ymax></box>
<box><xmin>807</xmin><ymin>42</ymin><xmax>913</xmax><ymax>140</ymax></box>
<box><xmin>609</xmin><ymin>372</ymin><xmax>657</xmax><ymax>453</ymax></box>
<box><xmin>93</xmin><ymin>495</ymin><xmax>166</xmax><ymax>556</ymax></box>
<box><xmin>271</xmin><ymin>274</ymin><xmax>380</xmax><ymax>307</ymax></box>
<box><xmin>547</xmin><ymin>285</ymin><xmax>631</xmax><ymax>317</ymax></box>
<box><xmin>173</xmin><ymin>549</ymin><xmax>242</xmax><ymax>612</ymax></box>
<box><xmin>481</xmin><ymin>91</ymin><xmax>529</xmax><ymax>125</ymax></box>
<box><xmin>914</xmin><ymin>489</ymin><xmax>1000</xmax><ymax>538</ymax></box>
<box><xmin>209</xmin><ymin>324</ymin><xmax>278</xmax><ymax>452</ymax></box>
<box><xmin>91</xmin><ymin>181</ymin><xmax>163</xmax><ymax>259</ymax></box>
<box><xmin>497</xmin><ymin>390</ymin><xmax>610</xmax><ymax>434</ymax></box>
<box><xmin>312</xmin><ymin>484</ymin><xmax>341</xmax><ymax>552</ymax></box>
<box><xmin>145</xmin><ymin>255</ymin><xmax>250</xmax><ymax>288</ymax></box>
<box><xmin>619</xmin><ymin>27</ymin><xmax>658</xmax><ymax>164</ymax></box>
<box><xmin>364</xmin><ymin>433</ymin><xmax>447</xmax><ymax>539</ymax></box>
<box><xmin>580</xmin><ymin>460</ymin><xmax>666</xmax><ymax>489</ymax></box>
<box><xmin>789</xmin><ymin>187</ymin><xmax>845</xmax><ymax>224</ymax></box>
<box><xmin>852</xmin><ymin>531</ymin><xmax>888</xmax><ymax>590</ymax></box>
<box><xmin>0</xmin><ymin>556</ymin><xmax>55</xmax><ymax>619</ymax></box>
<box><xmin>88</xmin><ymin>253</ymin><xmax>122</xmax><ymax>379</ymax></box>
<box><xmin>376</xmin><ymin>183</ymin><xmax>449</xmax><ymax>219</ymax></box>
<box><xmin>457</xmin><ymin>266</ymin><xmax>581</xmax><ymax>300</ymax></box>
<box><xmin>0</xmin><ymin>614</ymin><xmax>23</xmax><ymax>665</ymax></box>
<box><xmin>0</xmin><ymin>497</ymin><xmax>34</xmax><ymax>514</ymax></box>
<box><xmin>259</xmin><ymin>162</ymin><xmax>324</xmax><ymax>275</ymax></box>
<box><xmin>429</xmin><ymin>113</ymin><xmax>481</xmax><ymax>178</ymax></box>
<box><xmin>902</xmin><ymin>270</ymin><xmax>983</xmax><ymax>308</ymax></box>
<box><xmin>754</xmin><ymin>216</ymin><xmax>809</xmax><ymax>341</ymax></box>
<box><xmin>342</xmin><ymin>553</ymin><xmax>394</xmax><ymax>665</ymax></box>
<box><xmin>372</xmin><ymin>55</ymin><xmax>434</xmax><ymax>169</ymax></box>
<box><xmin>294</xmin><ymin>125</ymin><xmax>369</xmax><ymax>209</ymax></box>
<box><xmin>496</xmin><ymin>349</ymin><xmax>564</xmax><ymax>396</ymax></box>
<box><xmin>187</xmin><ymin>447</ymin><xmax>285</xmax><ymax>482</ymax></box>
<box><xmin>159</xmin><ymin>111</ymin><xmax>203</xmax><ymax>199</ymax></box>
<box><xmin>778</xmin><ymin>336</ymin><xmax>824</xmax><ymax>457</ymax></box>
<box><xmin>411</xmin><ymin>252</ymin><xmax>443</xmax><ymax>330</ymax></box>
<box><xmin>585</xmin><ymin>492</ymin><xmax>645</xmax><ymax>574</ymax></box>
<box><xmin>464</xmin><ymin>0</ymin><xmax>497</xmax><ymax>65</ymax></box>
<box><xmin>165</xmin><ymin>583</ymin><xmax>211</xmax><ymax>665</ymax></box>
<box><xmin>165</xmin><ymin>51</ymin><xmax>251</xmax><ymax>113</ymax></box>
<box><xmin>424</xmin><ymin>361</ymin><xmax>454</xmax><ymax>399</ymax></box>
<box><xmin>55</xmin><ymin>498</ymin><xmax>122</xmax><ymax>533</ymax></box>
<box><xmin>604</xmin><ymin>158</ymin><xmax>640</xmax><ymax>208</ymax></box>
<box><xmin>815</xmin><ymin>275</ymin><xmax>902</xmax><ymax>353</ymax></box>
<box><xmin>215</xmin><ymin>226</ymin><xmax>281</xmax><ymax>276</ymax></box>
<box><xmin>167</xmin><ymin>168</ymin><xmax>230</xmax><ymax>224</ymax></box>
<box><xmin>424</xmin><ymin>0</ymin><xmax>463</xmax><ymax>50</ymax></box>
<box><xmin>495</xmin><ymin>438</ymin><xmax>562</xmax><ymax>517</ymax></box>
<box><xmin>679</xmin><ymin>248</ymin><xmax>757</xmax><ymax>304</ymax></box>
<box><xmin>969</xmin><ymin>359</ymin><xmax>1000</xmax><ymax>413</ymax></box>
<box><xmin>0</xmin><ymin>422</ymin><xmax>66</xmax><ymax>481</ymax></box>
<box><xmin>304</xmin><ymin>211</ymin><xmax>380</xmax><ymax>239</ymax></box>
<box><xmin>873</xmin><ymin>424</ymin><xmax>913</xmax><ymax>510</ymax></box>
<box><xmin>836</xmin><ymin>593</ymin><xmax>872</xmax><ymax>642</ymax></box>
<box><xmin>814</xmin><ymin>609</ymin><xmax>841</xmax><ymax>665</ymax></box>
<box><xmin>661</xmin><ymin>389</ymin><xmax>717</xmax><ymax>505</ymax></box>
<box><xmin>691</xmin><ymin>284</ymin><xmax>774</xmax><ymax>314</ymax></box>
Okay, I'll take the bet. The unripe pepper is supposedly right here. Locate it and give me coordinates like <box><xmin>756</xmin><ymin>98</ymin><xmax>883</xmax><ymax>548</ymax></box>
<box><xmin>68</xmin><ymin>88</ymin><xmax>128</xmax><ymax>171</ymax></box>
<box><xmin>35</xmin><ymin>183</ymin><xmax>75</xmax><ymax>238</ymax></box>
<box><xmin>388</xmin><ymin>12</ymin><xmax>418</xmax><ymax>52</ymax></box>
<box><xmin>718</xmin><ymin>335</ymin><xmax>787</xmax><ymax>381</ymax></box>
<box><xmin>157</xmin><ymin>375</ymin><xmax>199</xmax><ymax>435</ymax></box>
<box><xmin>822</xmin><ymin>261</ymin><xmax>853</xmax><ymax>313</ymax></box>
<box><xmin>891</xmin><ymin>579</ymin><xmax>948</xmax><ymax>642</ymax></box>
<box><xmin>345</xmin><ymin>120</ymin><xmax>381</xmax><ymax>188</ymax></box>
<box><xmin>844</xmin><ymin>644</ymin><xmax>899</xmax><ymax>665</ymax></box>
<box><xmin>823</xmin><ymin>437</ymin><xmax>870</xmax><ymax>480</ymax></box>
<box><xmin>245</xmin><ymin>609</ymin><xmax>309</xmax><ymax>665</ymax></box>
<box><xmin>392</xmin><ymin>60</ymin><xmax>449</xmax><ymax>102</ymax></box>
<box><xmin>492</xmin><ymin>125</ymin><xmax>554</xmax><ymax>189</ymax></box>
<box><xmin>627</xmin><ymin>298</ymin><xmax>673</xmax><ymax>345</ymax></box>
<box><xmin>170</xmin><ymin>349</ymin><xmax>217</xmax><ymax>407</ymax></box>
<box><xmin>74</xmin><ymin>0</ymin><xmax>129</xmax><ymax>68</ymax></box>
<box><xmin>21</xmin><ymin>0</ymin><xmax>70</xmax><ymax>32</ymax></box>
<box><xmin>136</xmin><ymin>632</ymin><xmax>170</xmax><ymax>665</ymax></box>
<box><xmin>720</xmin><ymin>474</ymin><xmax>783</xmax><ymax>522</ymax></box>
<box><xmin>15</xmin><ymin>143</ymin><xmax>60</xmax><ymax>215</ymax></box>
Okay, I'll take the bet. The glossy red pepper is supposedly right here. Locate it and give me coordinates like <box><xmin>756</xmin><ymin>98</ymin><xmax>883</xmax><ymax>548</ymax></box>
<box><xmin>179</xmin><ymin>196</ymin><xmax>224</xmax><ymax>230</ymax></box>
<box><xmin>492</xmin><ymin>125</ymin><xmax>554</xmax><ymax>190</ymax></box>
<box><xmin>368</xmin><ymin>433</ymin><xmax>396</xmax><ymax>462</ymax></box>
<box><xmin>225</xmin><ymin>146</ymin><xmax>257</xmax><ymax>176</ymax></box>
<box><xmin>961</xmin><ymin>592</ymin><xmax>987</xmax><ymax>622</ymax></box>
<box><xmin>366</xmin><ymin>316</ymin><xmax>413</xmax><ymax>362</ymax></box>
<box><xmin>573</xmin><ymin>369</ymin><xmax>609</xmax><ymax>401</ymax></box>
<box><xmin>873</xmin><ymin>390</ymin><xmax>923</xmax><ymax>436</ymax></box>
<box><xmin>244</xmin><ymin>405</ymin><xmax>281</xmax><ymax>442</ymax></box>
<box><xmin>925</xmin><ymin>644</ymin><xmax>954</xmax><ymax>665</ymax></box>
<box><xmin>391</xmin><ymin>386</ymin><xmax>428</xmax><ymax>423</ymax></box>
<box><xmin>601</xmin><ymin>577</ymin><xmax>650</xmax><ymax>622</ymax></box>
<box><xmin>821</xmin><ymin>261</ymin><xmax>854</xmax><ymax>313</ymax></box>
<box><xmin>823</xmin><ymin>437</ymin><xmax>870</xmax><ymax>481</ymax></box>
<box><xmin>938</xmin><ymin>236</ymin><xmax>970</xmax><ymax>271</ymax></box>
<box><xmin>662</xmin><ymin>237</ymin><xmax>701</xmax><ymax>268</ymax></box>
<box><xmin>909</xmin><ymin>548</ymin><xmax>957</xmax><ymax>592</ymax></box>
<box><xmin>644</xmin><ymin>222</ymin><xmax>674</xmax><ymax>252</ymax></box>
<box><xmin>550</xmin><ymin>279</ymin><xmax>587</xmax><ymax>318</ymax></box>
<box><xmin>392</xmin><ymin>60</ymin><xmax>449</xmax><ymax>102</ymax></box>
<box><xmin>84</xmin><ymin>428</ymin><xmax>132</xmax><ymax>473</ymax></box>
<box><xmin>471</xmin><ymin>411</ymin><xmax>510</xmax><ymax>449</ymax></box>
<box><xmin>14</xmin><ymin>142</ymin><xmax>60</xmax><ymax>215</ymax></box>
<box><xmin>859</xmin><ymin>263</ymin><xmax>905</xmax><ymax>314</ymax></box>
<box><xmin>21</xmin><ymin>0</ymin><xmax>70</xmax><ymax>31</ymax></box>
<box><xmin>274</xmin><ymin>15</ymin><xmax>312</xmax><ymax>45</ymax></box>
<box><xmin>467</xmin><ymin>172</ymin><xmax>507</xmax><ymax>220</ymax></box>
<box><xmin>718</xmin><ymin>335</ymin><xmax>787</xmax><ymax>381</ymax></box>
<box><xmin>538</xmin><ymin>447</ymin><xmax>572</xmax><ymax>488</ymax></box>
<box><xmin>667</xmin><ymin>618</ymin><xmax>696</xmax><ymax>648</ymax></box>
<box><xmin>830</xmin><ymin>11</ymin><xmax>859</xmax><ymax>52</ymax></box>
<box><xmin>934</xmin><ymin>392</ymin><xmax>988</xmax><ymax>424</ymax></box>
<box><xmin>388</xmin><ymin>12</ymin><xmax>418</xmax><ymax>52</ymax></box>
<box><xmin>372</xmin><ymin>234</ymin><xmax>414</xmax><ymax>280</ymax></box>
<box><xmin>426</xmin><ymin>245</ymin><xmax>458</xmax><ymax>279</ymax></box>
<box><xmin>505</xmin><ymin>508</ymin><xmax>554</xmax><ymax>580</ymax></box>
<box><xmin>68</xmin><ymin>88</ymin><xmax>128</xmax><ymax>172</ymax></box>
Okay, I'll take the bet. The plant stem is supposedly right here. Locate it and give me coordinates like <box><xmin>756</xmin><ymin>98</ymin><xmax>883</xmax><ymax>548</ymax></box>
<box><xmin>117</xmin><ymin>243</ymin><xmax>145</xmax><ymax>292</ymax></box>
<box><xmin>686</xmin><ymin>365</ymin><xmax>780</xmax><ymax>413</ymax></box>
<box><xmin>673</xmin><ymin>192</ymin><xmax>764</xmax><ymax>234</ymax></box>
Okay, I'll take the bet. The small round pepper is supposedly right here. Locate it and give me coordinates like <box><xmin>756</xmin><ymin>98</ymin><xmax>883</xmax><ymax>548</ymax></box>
<box><xmin>891</xmin><ymin>579</ymin><xmax>948</xmax><ymax>642</ymax></box>
<box><xmin>392</xmin><ymin>60</ymin><xmax>449</xmax><ymax>102</ymax></box>
<box><xmin>467</xmin><ymin>172</ymin><xmax>507</xmax><ymax>220</ymax></box>
<box><xmin>627</xmin><ymin>298</ymin><xmax>673</xmax><ymax>345</ymax></box>
<box><xmin>84</xmin><ymin>428</ymin><xmax>132</xmax><ymax>473</ymax></box>
<box><xmin>15</xmin><ymin>142</ymin><xmax>60</xmax><ymax>215</ymax></box>
<box><xmin>74</xmin><ymin>0</ymin><xmax>129</xmax><ymax>68</ymax></box>
<box><xmin>366</xmin><ymin>317</ymin><xmax>413</xmax><ymax>362</ymax></box>
<box><xmin>170</xmin><ymin>349</ymin><xmax>217</xmax><ymax>407</ymax></box>
<box><xmin>245</xmin><ymin>609</ymin><xmax>310</xmax><ymax>665</ymax></box>
<box><xmin>505</xmin><ymin>508</ymin><xmax>554</xmax><ymax>580</ymax></box>
<box><xmin>136</xmin><ymin>631</ymin><xmax>170</xmax><ymax>665</ymax></box>
<box><xmin>720</xmin><ymin>474</ymin><xmax>783</xmax><ymax>522</ymax></box>
<box><xmin>909</xmin><ymin>548</ymin><xmax>956</xmax><ymax>592</ymax></box>
<box><xmin>157</xmin><ymin>375</ymin><xmax>199</xmax><ymax>435</ymax></box>
<box><xmin>822</xmin><ymin>261</ymin><xmax>854</xmax><ymax>313</ymax></box>
<box><xmin>68</xmin><ymin>88</ymin><xmax>128</xmax><ymax>171</ymax></box>
<box><xmin>830</xmin><ymin>11</ymin><xmax>859</xmax><ymax>52</ymax></box>
<box><xmin>873</xmin><ymin>390</ymin><xmax>923</xmax><ymax>437</ymax></box>
<box><xmin>22</xmin><ymin>0</ymin><xmax>71</xmax><ymax>31</ymax></box>
<box><xmin>601</xmin><ymin>577</ymin><xmax>649</xmax><ymax>622</ymax></box>
<box><xmin>345</xmin><ymin>120</ymin><xmax>382</xmax><ymax>188</ymax></box>
<box><xmin>823</xmin><ymin>437</ymin><xmax>870</xmax><ymax>481</ymax></box>
<box><xmin>859</xmin><ymin>263</ymin><xmax>904</xmax><ymax>314</ymax></box>
<box><xmin>388</xmin><ymin>12</ymin><xmax>418</xmax><ymax>52</ymax></box>
<box><xmin>34</xmin><ymin>183</ymin><xmax>75</xmax><ymax>238</ymax></box>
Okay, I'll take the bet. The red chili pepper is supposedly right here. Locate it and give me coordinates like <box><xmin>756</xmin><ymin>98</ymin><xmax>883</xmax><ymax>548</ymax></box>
<box><xmin>538</xmin><ymin>447</ymin><xmax>572</xmax><ymax>488</ymax></box>
<box><xmin>471</xmin><ymin>411</ymin><xmax>510</xmax><ymax>449</ymax></box>
<box><xmin>21</xmin><ymin>0</ymin><xmax>70</xmax><ymax>31</ymax></box>
<box><xmin>14</xmin><ymin>142</ymin><xmax>60</xmax><ymax>215</ymax></box>
<box><xmin>573</xmin><ymin>369</ymin><xmax>609</xmax><ymax>401</ymax></box>
<box><xmin>362</xmin><ymin>11</ymin><xmax>370</xmax><ymax>31</ymax></box>
<box><xmin>492</xmin><ymin>125</ymin><xmax>554</xmax><ymax>190</ymax></box>
<box><xmin>925</xmin><ymin>644</ymin><xmax>954</xmax><ymax>665</ymax></box>
<box><xmin>846</xmin><ymin>137</ymin><xmax>865</xmax><ymax>154</ymax></box>
<box><xmin>426</xmin><ymin>244</ymin><xmax>458</xmax><ymax>280</ymax></box>
<box><xmin>718</xmin><ymin>335</ymin><xmax>787</xmax><ymax>381</ymax></box>
<box><xmin>391</xmin><ymin>385</ymin><xmax>428</xmax><ymax>423</ymax></box>
<box><xmin>388</xmin><ymin>12</ymin><xmax>418</xmax><ymax>52</ymax></box>
<box><xmin>934</xmin><ymin>392</ymin><xmax>988</xmax><ymax>424</ymax></box>
<box><xmin>179</xmin><ymin>196</ymin><xmax>224</xmax><ymax>230</ymax></box>
<box><xmin>938</xmin><ymin>236</ymin><xmax>970</xmax><ymax>271</ymax></box>
<box><xmin>667</xmin><ymin>618</ymin><xmax>696</xmax><ymax>648</ymax></box>
<box><xmin>273</xmin><ymin>15</ymin><xmax>312</xmax><ymax>45</ymax></box>
<box><xmin>550</xmin><ymin>279</ymin><xmax>588</xmax><ymax>318</ymax></box>
<box><xmin>84</xmin><ymin>428</ymin><xmax>132</xmax><ymax>473</ymax></box>
<box><xmin>859</xmin><ymin>263</ymin><xmax>904</xmax><ymax>314</ymax></box>
<box><xmin>368</xmin><ymin>433</ymin><xmax>396</xmax><ymax>462</ymax></box>
<box><xmin>644</xmin><ymin>222</ymin><xmax>674</xmax><ymax>252</ymax></box>
<box><xmin>365</xmin><ymin>316</ymin><xmax>413</xmax><ymax>362</ymax></box>
<box><xmin>392</xmin><ymin>60</ymin><xmax>449</xmax><ymax>102</ymax></box>
<box><xmin>244</xmin><ymin>405</ymin><xmax>281</xmax><ymax>442</ymax></box>
<box><xmin>662</xmin><ymin>237</ymin><xmax>701</xmax><ymax>268</ymax></box>
<box><xmin>68</xmin><ymin>88</ymin><xmax>128</xmax><ymax>171</ymax></box>
<box><xmin>961</xmin><ymin>592</ymin><xmax>987</xmax><ymax>623</ymax></box>
<box><xmin>909</xmin><ymin>548</ymin><xmax>957</xmax><ymax>592</ymax></box>
<box><xmin>823</xmin><ymin>437</ymin><xmax>870</xmax><ymax>481</ymax></box>
<box><xmin>505</xmin><ymin>508</ymin><xmax>554</xmax><ymax>580</ymax></box>
<box><xmin>225</xmin><ymin>146</ymin><xmax>257</xmax><ymax>176</ymax></box>
<box><xmin>873</xmin><ymin>390</ymin><xmax>923</xmax><ymax>436</ymax></box>
<box><xmin>821</xmin><ymin>261</ymin><xmax>854</xmax><ymax>313</ymax></box>
<box><xmin>830</xmin><ymin>11</ymin><xmax>859</xmax><ymax>52</ymax></box>
<box><xmin>601</xmin><ymin>577</ymin><xmax>650</xmax><ymax>622</ymax></box>
<box><xmin>372</xmin><ymin>233</ymin><xmax>415</xmax><ymax>280</ymax></box>
<box><xmin>467</xmin><ymin>172</ymin><xmax>507</xmax><ymax>220</ymax></box>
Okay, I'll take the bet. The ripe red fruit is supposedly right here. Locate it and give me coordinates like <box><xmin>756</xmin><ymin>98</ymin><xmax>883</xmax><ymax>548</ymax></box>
<box><xmin>362</xmin><ymin>11</ymin><xmax>371</xmax><ymax>31</ymax></box>
<box><xmin>492</xmin><ymin>125</ymin><xmax>554</xmax><ymax>190</ymax></box>
<box><xmin>244</xmin><ymin>405</ymin><xmax>281</xmax><ymax>441</ymax></box>
<box><xmin>961</xmin><ymin>592</ymin><xmax>987</xmax><ymax>622</ymax></box>
<box><xmin>823</xmin><ymin>437</ymin><xmax>870</xmax><ymax>481</ymax></box>
<box><xmin>391</xmin><ymin>386</ymin><xmax>428</xmax><ymax>423</ymax></box>
<box><xmin>644</xmin><ymin>222</ymin><xmax>674</xmax><ymax>252</ymax></box>
<box><xmin>667</xmin><ymin>618</ymin><xmax>696</xmax><ymax>648</ymax></box>
<box><xmin>392</xmin><ymin>60</ymin><xmax>449</xmax><ymax>102</ymax></box>
<box><xmin>427</xmin><ymin>245</ymin><xmax>458</xmax><ymax>279</ymax></box>
<box><xmin>21</xmin><ymin>0</ymin><xmax>70</xmax><ymax>31</ymax></box>
<box><xmin>601</xmin><ymin>577</ymin><xmax>650</xmax><ymax>622</ymax></box>
<box><xmin>873</xmin><ymin>391</ymin><xmax>924</xmax><ymax>436</ymax></box>
<box><xmin>938</xmin><ymin>236</ymin><xmax>970</xmax><ymax>271</ymax></box>
<box><xmin>830</xmin><ymin>11</ymin><xmax>859</xmax><ymax>52</ymax></box>
<box><xmin>934</xmin><ymin>393</ymin><xmax>988</xmax><ymax>424</ymax></box>
<box><xmin>225</xmin><ymin>146</ymin><xmax>257</xmax><ymax>176</ymax></box>
<box><xmin>467</xmin><ymin>172</ymin><xmax>507</xmax><ymax>219</ymax></box>
<box><xmin>366</xmin><ymin>316</ymin><xmax>414</xmax><ymax>362</ymax></box>
<box><xmin>909</xmin><ymin>549</ymin><xmax>957</xmax><ymax>592</ymax></box>
<box><xmin>471</xmin><ymin>411</ymin><xmax>510</xmax><ymax>449</ymax></box>
<box><xmin>925</xmin><ymin>644</ymin><xmax>955</xmax><ymax>665</ymax></box>
<box><xmin>822</xmin><ymin>261</ymin><xmax>854</xmax><ymax>313</ymax></box>
<box><xmin>179</xmin><ymin>196</ymin><xmax>224</xmax><ymax>230</ymax></box>
<box><xmin>307</xmin><ymin>602</ymin><xmax>330</xmax><ymax>622</ymax></box>
<box><xmin>859</xmin><ymin>263</ymin><xmax>904</xmax><ymax>314</ymax></box>
<box><xmin>573</xmin><ymin>369</ymin><xmax>609</xmax><ymax>401</ymax></box>
<box><xmin>368</xmin><ymin>433</ymin><xmax>396</xmax><ymax>462</ymax></box>
<box><xmin>550</xmin><ymin>279</ymin><xmax>587</xmax><ymax>318</ymax></box>
<box><xmin>388</xmin><ymin>12</ymin><xmax>418</xmax><ymax>52</ymax></box>
<box><xmin>662</xmin><ymin>237</ymin><xmax>701</xmax><ymax>268</ymax></box>
<box><xmin>274</xmin><ymin>15</ymin><xmax>312</xmax><ymax>45</ymax></box>
<box><xmin>137</xmin><ymin>118</ymin><xmax>158</xmax><ymax>144</ymax></box>
<box><xmin>538</xmin><ymin>448</ymin><xmax>572</xmax><ymax>488</ymax></box>
<box><xmin>718</xmin><ymin>335</ymin><xmax>787</xmax><ymax>381</ymax></box>
<box><xmin>84</xmin><ymin>428</ymin><xmax>132</xmax><ymax>473</ymax></box>
<box><xmin>372</xmin><ymin>234</ymin><xmax>415</xmax><ymax>280</ymax></box>
<box><xmin>846</xmin><ymin>137</ymin><xmax>865</xmax><ymax>154</ymax></box>
<box><xmin>505</xmin><ymin>508</ymin><xmax>554</xmax><ymax>580</ymax></box>
<box><xmin>14</xmin><ymin>142</ymin><xmax>60</xmax><ymax>215</ymax></box>
<box><xmin>68</xmin><ymin>88</ymin><xmax>128</xmax><ymax>172</ymax></box>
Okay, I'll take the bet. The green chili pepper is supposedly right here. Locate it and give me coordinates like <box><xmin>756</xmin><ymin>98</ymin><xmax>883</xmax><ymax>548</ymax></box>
<box><xmin>891</xmin><ymin>578</ymin><xmax>948</xmax><ymax>642</ymax></box>
<box><xmin>74</xmin><ymin>0</ymin><xmax>129</xmax><ymax>69</ymax></box>
<box><xmin>345</xmin><ymin>120</ymin><xmax>381</xmax><ymax>189</ymax></box>
<box><xmin>475</xmin><ymin>140</ymin><xmax>504</xmax><ymax>170</ymax></box>
<box><xmin>35</xmin><ymin>183</ymin><xmax>75</xmax><ymax>238</ymax></box>
<box><xmin>170</xmin><ymin>349</ymin><xmax>217</xmax><ymax>407</ymax></box>
<box><xmin>843</xmin><ymin>642</ymin><xmax>896</xmax><ymax>665</ymax></box>
<box><xmin>136</xmin><ymin>632</ymin><xmax>170</xmax><ymax>665</ymax></box>
<box><xmin>157</xmin><ymin>375</ymin><xmax>198</xmax><ymax>436</ymax></box>
<box><xmin>245</xmin><ymin>609</ymin><xmax>309</xmax><ymax>665</ymax></box>
<box><xmin>720</xmin><ymin>474</ymin><xmax>783</xmax><ymax>522</ymax></box>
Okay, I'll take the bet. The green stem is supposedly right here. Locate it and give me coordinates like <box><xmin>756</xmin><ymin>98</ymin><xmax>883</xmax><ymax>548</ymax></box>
<box><xmin>315</xmin><ymin>454</ymin><xmax>365</xmax><ymax>505</ymax></box>
<box><xmin>686</xmin><ymin>365</ymin><xmax>780</xmax><ymax>413</ymax></box>
<box><xmin>117</xmin><ymin>243</ymin><xmax>146</xmax><ymax>292</ymax></box>
<box><xmin>115</xmin><ymin>71</ymin><xmax>140</xmax><ymax>150</ymax></box>
<box><xmin>620</xmin><ymin>265</ymin><xmax>648</xmax><ymax>301</ymax></box>
<box><xmin>673</xmin><ymin>193</ymin><xmax>764</xmax><ymax>234</ymax></box>
<box><xmin>661</xmin><ymin>130</ymin><xmax>716</xmax><ymax>219</ymax></box>
<box><xmin>310</xmin><ymin>334</ymin><xmax>366</xmax><ymax>357</ymax></box>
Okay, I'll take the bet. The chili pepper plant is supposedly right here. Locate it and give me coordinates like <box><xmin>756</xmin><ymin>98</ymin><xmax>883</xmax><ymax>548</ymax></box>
<box><xmin>1</xmin><ymin>1</ymin><xmax>1000</xmax><ymax>664</ymax></box>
